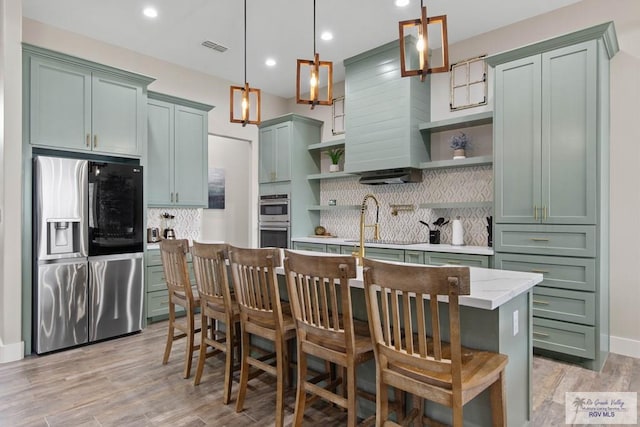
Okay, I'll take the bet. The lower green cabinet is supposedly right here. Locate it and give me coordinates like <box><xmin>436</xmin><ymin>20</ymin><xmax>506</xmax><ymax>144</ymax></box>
<box><xmin>340</xmin><ymin>245</ymin><xmax>405</xmax><ymax>262</ymax></box>
<box><xmin>292</xmin><ymin>242</ymin><xmax>327</xmax><ymax>252</ymax></box>
<box><xmin>425</xmin><ymin>252</ymin><xmax>489</xmax><ymax>268</ymax></box>
<box><xmin>146</xmin><ymin>249</ymin><xmax>194</xmax><ymax>321</ymax></box>
<box><xmin>533</xmin><ymin>317</ymin><xmax>595</xmax><ymax>359</ymax></box>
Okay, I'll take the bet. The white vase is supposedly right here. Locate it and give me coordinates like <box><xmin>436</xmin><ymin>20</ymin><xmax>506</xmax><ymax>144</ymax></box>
<box><xmin>329</xmin><ymin>164</ymin><xmax>340</xmax><ymax>172</ymax></box>
<box><xmin>452</xmin><ymin>217</ymin><xmax>465</xmax><ymax>246</ymax></box>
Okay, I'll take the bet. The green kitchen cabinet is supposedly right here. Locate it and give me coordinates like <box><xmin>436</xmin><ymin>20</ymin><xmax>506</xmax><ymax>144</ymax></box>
<box><xmin>25</xmin><ymin>45</ymin><xmax>153</xmax><ymax>157</ymax></box>
<box><xmin>146</xmin><ymin>249</ymin><xmax>194</xmax><ymax>321</ymax></box>
<box><xmin>259</xmin><ymin>122</ymin><xmax>292</xmax><ymax>183</ymax></box>
<box><xmin>404</xmin><ymin>250</ymin><xmax>425</xmax><ymax>264</ymax></box>
<box><xmin>487</xmin><ymin>22</ymin><xmax>618</xmax><ymax>370</ymax></box>
<box><xmin>147</xmin><ymin>92</ymin><xmax>214</xmax><ymax>207</ymax></box>
<box><xmin>259</xmin><ymin>115</ymin><xmax>323</xmax><ymax>242</ymax></box>
<box><xmin>425</xmin><ymin>252</ymin><xmax>490</xmax><ymax>268</ymax></box>
<box><xmin>292</xmin><ymin>242</ymin><xmax>326</xmax><ymax>253</ymax></box>
<box><xmin>493</xmin><ymin>42</ymin><xmax>597</xmax><ymax>225</ymax></box>
<box><xmin>340</xmin><ymin>245</ymin><xmax>405</xmax><ymax>263</ymax></box>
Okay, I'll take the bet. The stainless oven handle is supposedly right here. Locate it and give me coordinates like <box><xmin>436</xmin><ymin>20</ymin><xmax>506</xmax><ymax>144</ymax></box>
<box><xmin>259</xmin><ymin>227</ymin><xmax>289</xmax><ymax>232</ymax></box>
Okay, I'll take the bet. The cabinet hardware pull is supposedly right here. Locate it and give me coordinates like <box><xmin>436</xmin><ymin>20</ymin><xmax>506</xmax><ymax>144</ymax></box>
<box><xmin>533</xmin><ymin>331</ymin><xmax>549</xmax><ymax>338</ymax></box>
<box><xmin>445</xmin><ymin>260</ymin><xmax>461</xmax><ymax>264</ymax></box>
<box><xmin>534</xmin><ymin>205</ymin><xmax>538</xmax><ymax>220</ymax></box>
<box><xmin>543</xmin><ymin>205</ymin><xmax>547</xmax><ymax>220</ymax></box>
<box><xmin>530</xmin><ymin>238</ymin><xmax>550</xmax><ymax>242</ymax></box>
<box><xmin>533</xmin><ymin>299</ymin><xmax>550</xmax><ymax>305</ymax></box>
<box><xmin>176</xmin><ymin>192</ymin><xmax>179</xmax><ymax>203</ymax></box>
<box><xmin>171</xmin><ymin>192</ymin><xmax>174</xmax><ymax>203</ymax></box>
<box><xmin>160</xmin><ymin>301</ymin><xmax>168</xmax><ymax>306</ymax></box>
<box><xmin>94</xmin><ymin>134</ymin><xmax>98</xmax><ymax>148</ymax></box>
<box><xmin>530</xmin><ymin>269</ymin><xmax>549</xmax><ymax>274</ymax></box>
<box><xmin>86</xmin><ymin>134</ymin><xmax>90</xmax><ymax>147</ymax></box>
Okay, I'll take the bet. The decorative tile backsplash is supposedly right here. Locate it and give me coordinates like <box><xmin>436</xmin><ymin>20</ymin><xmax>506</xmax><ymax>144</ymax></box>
<box><xmin>320</xmin><ymin>166</ymin><xmax>493</xmax><ymax>247</ymax></box>
<box><xmin>147</xmin><ymin>208</ymin><xmax>202</xmax><ymax>242</ymax></box>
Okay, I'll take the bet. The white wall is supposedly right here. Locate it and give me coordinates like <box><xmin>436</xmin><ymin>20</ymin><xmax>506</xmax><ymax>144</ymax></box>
<box><xmin>0</xmin><ymin>0</ymin><xmax>24</xmax><ymax>363</ymax></box>
<box><xmin>201</xmin><ymin>134</ymin><xmax>252</xmax><ymax>246</ymax></box>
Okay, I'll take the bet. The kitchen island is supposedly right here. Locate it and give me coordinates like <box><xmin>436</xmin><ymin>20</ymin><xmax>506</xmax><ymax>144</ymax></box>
<box><xmin>277</xmin><ymin>250</ymin><xmax>542</xmax><ymax>427</ymax></box>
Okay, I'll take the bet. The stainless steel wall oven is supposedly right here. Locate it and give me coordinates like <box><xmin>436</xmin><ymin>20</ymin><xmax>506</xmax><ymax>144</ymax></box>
<box><xmin>258</xmin><ymin>194</ymin><xmax>290</xmax><ymax>248</ymax></box>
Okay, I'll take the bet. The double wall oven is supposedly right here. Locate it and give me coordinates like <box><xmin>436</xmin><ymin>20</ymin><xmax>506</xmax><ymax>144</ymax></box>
<box><xmin>258</xmin><ymin>194</ymin><xmax>290</xmax><ymax>248</ymax></box>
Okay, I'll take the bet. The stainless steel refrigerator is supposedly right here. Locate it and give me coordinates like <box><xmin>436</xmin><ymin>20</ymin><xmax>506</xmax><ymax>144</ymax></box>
<box><xmin>33</xmin><ymin>156</ymin><xmax>144</xmax><ymax>354</ymax></box>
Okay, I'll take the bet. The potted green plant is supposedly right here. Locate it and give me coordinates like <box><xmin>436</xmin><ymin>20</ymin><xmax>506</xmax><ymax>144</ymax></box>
<box><xmin>326</xmin><ymin>148</ymin><xmax>344</xmax><ymax>172</ymax></box>
<box><xmin>450</xmin><ymin>132</ymin><xmax>469</xmax><ymax>159</ymax></box>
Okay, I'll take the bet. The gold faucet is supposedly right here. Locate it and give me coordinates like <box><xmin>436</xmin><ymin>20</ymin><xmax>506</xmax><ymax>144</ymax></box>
<box><xmin>353</xmin><ymin>194</ymin><xmax>380</xmax><ymax>265</ymax></box>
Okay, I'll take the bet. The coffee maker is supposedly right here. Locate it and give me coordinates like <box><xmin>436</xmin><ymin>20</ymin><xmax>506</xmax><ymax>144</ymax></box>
<box><xmin>161</xmin><ymin>213</ymin><xmax>176</xmax><ymax>239</ymax></box>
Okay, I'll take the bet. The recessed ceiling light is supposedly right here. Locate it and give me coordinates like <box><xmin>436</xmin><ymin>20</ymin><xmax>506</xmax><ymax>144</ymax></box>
<box><xmin>320</xmin><ymin>31</ymin><xmax>333</xmax><ymax>41</ymax></box>
<box><xmin>265</xmin><ymin>58</ymin><xmax>276</xmax><ymax>67</ymax></box>
<box><xmin>143</xmin><ymin>7</ymin><xmax>158</xmax><ymax>18</ymax></box>
<box><xmin>395</xmin><ymin>0</ymin><xmax>410</xmax><ymax>7</ymax></box>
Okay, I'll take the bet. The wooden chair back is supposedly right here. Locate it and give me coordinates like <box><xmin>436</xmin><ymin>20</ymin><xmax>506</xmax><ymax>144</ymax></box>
<box><xmin>228</xmin><ymin>246</ymin><xmax>284</xmax><ymax>330</ymax></box>
<box><xmin>283</xmin><ymin>250</ymin><xmax>358</xmax><ymax>354</ymax></box>
<box><xmin>159</xmin><ymin>239</ymin><xmax>195</xmax><ymax>308</ymax></box>
<box><xmin>191</xmin><ymin>241</ymin><xmax>231</xmax><ymax>313</ymax></box>
<box><xmin>363</xmin><ymin>257</ymin><xmax>471</xmax><ymax>390</ymax></box>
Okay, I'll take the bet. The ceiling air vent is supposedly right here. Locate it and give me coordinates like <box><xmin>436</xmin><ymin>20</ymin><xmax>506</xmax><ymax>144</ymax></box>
<box><xmin>201</xmin><ymin>40</ymin><xmax>228</xmax><ymax>53</ymax></box>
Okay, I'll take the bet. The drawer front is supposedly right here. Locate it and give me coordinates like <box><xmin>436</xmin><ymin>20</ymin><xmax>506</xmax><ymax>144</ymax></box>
<box><xmin>494</xmin><ymin>253</ymin><xmax>595</xmax><ymax>292</ymax></box>
<box><xmin>326</xmin><ymin>244</ymin><xmax>341</xmax><ymax>254</ymax></box>
<box><xmin>404</xmin><ymin>250</ymin><xmax>425</xmax><ymax>265</ymax></box>
<box><xmin>342</xmin><ymin>246</ymin><xmax>405</xmax><ymax>263</ymax></box>
<box><xmin>425</xmin><ymin>253</ymin><xmax>489</xmax><ymax>268</ymax></box>
<box><xmin>494</xmin><ymin>224</ymin><xmax>595</xmax><ymax>257</ymax></box>
<box><xmin>146</xmin><ymin>249</ymin><xmax>162</xmax><ymax>266</ymax></box>
<box><xmin>533</xmin><ymin>317</ymin><xmax>595</xmax><ymax>359</ymax></box>
<box><xmin>146</xmin><ymin>265</ymin><xmax>167</xmax><ymax>292</ymax></box>
<box><xmin>533</xmin><ymin>286</ymin><xmax>595</xmax><ymax>325</ymax></box>
<box><xmin>146</xmin><ymin>290</ymin><xmax>185</xmax><ymax>318</ymax></box>
<box><xmin>292</xmin><ymin>242</ymin><xmax>326</xmax><ymax>253</ymax></box>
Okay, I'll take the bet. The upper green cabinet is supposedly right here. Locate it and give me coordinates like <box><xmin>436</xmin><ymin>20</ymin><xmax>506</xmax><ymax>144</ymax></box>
<box><xmin>493</xmin><ymin>41</ymin><xmax>597</xmax><ymax>225</ymax></box>
<box><xmin>24</xmin><ymin>45</ymin><xmax>154</xmax><ymax>157</ymax></box>
<box><xmin>259</xmin><ymin>121</ymin><xmax>292</xmax><ymax>183</ymax></box>
<box><xmin>147</xmin><ymin>92</ymin><xmax>214</xmax><ymax>207</ymax></box>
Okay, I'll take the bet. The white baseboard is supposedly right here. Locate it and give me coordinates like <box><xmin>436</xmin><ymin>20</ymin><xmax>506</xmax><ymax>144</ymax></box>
<box><xmin>0</xmin><ymin>340</ymin><xmax>24</xmax><ymax>363</ymax></box>
<box><xmin>610</xmin><ymin>335</ymin><xmax>640</xmax><ymax>359</ymax></box>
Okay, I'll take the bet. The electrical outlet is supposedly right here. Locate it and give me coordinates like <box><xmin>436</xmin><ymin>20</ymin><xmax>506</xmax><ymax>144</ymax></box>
<box><xmin>513</xmin><ymin>310</ymin><xmax>519</xmax><ymax>336</ymax></box>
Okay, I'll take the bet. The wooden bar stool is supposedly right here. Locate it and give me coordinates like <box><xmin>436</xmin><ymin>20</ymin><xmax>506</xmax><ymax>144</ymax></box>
<box><xmin>229</xmin><ymin>246</ymin><xmax>296</xmax><ymax>427</ymax></box>
<box><xmin>191</xmin><ymin>242</ymin><xmax>241</xmax><ymax>405</ymax></box>
<box><xmin>283</xmin><ymin>250</ymin><xmax>377</xmax><ymax>427</ymax></box>
<box><xmin>362</xmin><ymin>258</ymin><xmax>508</xmax><ymax>427</ymax></box>
<box><xmin>159</xmin><ymin>239</ymin><xmax>200</xmax><ymax>379</ymax></box>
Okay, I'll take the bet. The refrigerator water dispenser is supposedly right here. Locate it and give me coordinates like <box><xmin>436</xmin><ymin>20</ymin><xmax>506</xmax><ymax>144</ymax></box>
<box><xmin>48</xmin><ymin>220</ymin><xmax>79</xmax><ymax>255</ymax></box>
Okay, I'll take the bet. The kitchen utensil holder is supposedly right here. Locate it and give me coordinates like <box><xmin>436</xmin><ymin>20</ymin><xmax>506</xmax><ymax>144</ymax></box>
<box><xmin>429</xmin><ymin>230</ymin><xmax>440</xmax><ymax>244</ymax></box>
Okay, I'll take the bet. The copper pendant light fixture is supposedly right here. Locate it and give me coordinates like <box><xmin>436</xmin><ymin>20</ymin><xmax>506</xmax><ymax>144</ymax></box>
<box><xmin>230</xmin><ymin>0</ymin><xmax>261</xmax><ymax>126</ymax></box>
<box><xmin>399</xmin><ymin>0</ymin><xmax>449</xmax><ymax>80</ymax></box>
<box><xmin>296</xmin><ymin>0</ymin><xmax>333</xmax><ymax>109</ymax></box>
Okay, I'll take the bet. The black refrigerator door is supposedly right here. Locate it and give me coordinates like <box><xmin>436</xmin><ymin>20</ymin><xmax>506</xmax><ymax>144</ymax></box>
<box><xmin>88</xmin><ymin>162</ymin><xmax>143</xmax><ymax>255</ymax></box>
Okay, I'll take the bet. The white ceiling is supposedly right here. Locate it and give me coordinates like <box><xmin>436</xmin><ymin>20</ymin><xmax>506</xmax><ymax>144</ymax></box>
<box><xmin>22</xmin><ymin>0</ymin><xmax>583</xmax><ymax>99</ymax></box>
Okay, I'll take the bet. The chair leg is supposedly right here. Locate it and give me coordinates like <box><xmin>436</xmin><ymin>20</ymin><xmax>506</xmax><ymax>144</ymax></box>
<box><xmin>346</xmin><ymin>364</ymin><xmax>357</xmax><ymax>427</ymax></box>
<box><xmin>275</xmin><ymin>339</ymin><xmax>286</xmax><ymax>427</ymax></box>
<box><xmin>293</xmin><ymin>343</ymin><xmax>308</xmax><ymax>427</ymax></box>
<box><xmin>376</xmin><ymin>367</ymin><xmax>388</xmax><ymax>427</ymax></box>
<box><xmin>222</xmin><ymin>319</ymin><xmax>235</xmax><ymax>405</ymax></box>
<box><xmin>235</xmin><ymin>328</ymin><xmax>251</xmax><ymax>413</ymax></box>
<box><xmin>490</xmin><ymin>371</ymin><xmax>506</xmax><ymax>427</ymax></box>
<box><xmin>193</xmin><ymin>313</ymin><xmax>208</xmax><ymax>386</ymax></box>
<box><xmin>451</xmin><ymin>390</ymin><xmax>463</xmax><ymax>427</ymax></box>
<box><xmin>183</xmin><ymin>312</ymin><xmax>195</xmax><ymax>379</ymax></box>
<box><xmin>162</xmin><ymin>306</ymin><xmax>175</xmax><ymax>364</ymax></box>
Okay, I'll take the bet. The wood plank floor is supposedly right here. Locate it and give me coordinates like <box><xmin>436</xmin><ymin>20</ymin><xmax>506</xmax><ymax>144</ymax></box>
<box><xmin>1</xmin><ymin>321</ymin><xmax>638</xmax><ymax>426</ymax></box>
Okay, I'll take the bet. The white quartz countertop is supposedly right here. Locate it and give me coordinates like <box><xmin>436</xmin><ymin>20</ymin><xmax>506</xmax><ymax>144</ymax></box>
<box><xmin>277</xmin><ymin>249</ymin><xmax>541</xmax><ymax>310</ymax></box>
<box><xmin>291</xmin><ymin>236</ymin><xmax>494</xmax><ymax>256</ymax></box>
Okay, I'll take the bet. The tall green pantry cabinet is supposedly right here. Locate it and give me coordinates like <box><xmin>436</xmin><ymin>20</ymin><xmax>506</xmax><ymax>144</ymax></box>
<box><xmin>488</xmin><ymin>22</ymin><xmax>618</xmax><ymax>371</ymax></box>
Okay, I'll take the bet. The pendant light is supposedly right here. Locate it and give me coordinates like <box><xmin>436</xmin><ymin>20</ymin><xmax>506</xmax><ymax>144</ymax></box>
<box><xmin>296</xmin><ymin>0</ymin><xmax>333</xmax><ymax>109</ymax></box>
<box><xmin>230</xmin><ymin>0</ymin><xmax>261</xmax><ymax>126</ymax></box>
<box><xmin>399</xmin><ymin>0</ymin><xmax>449</xmax><ymax>80</ymax></box>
